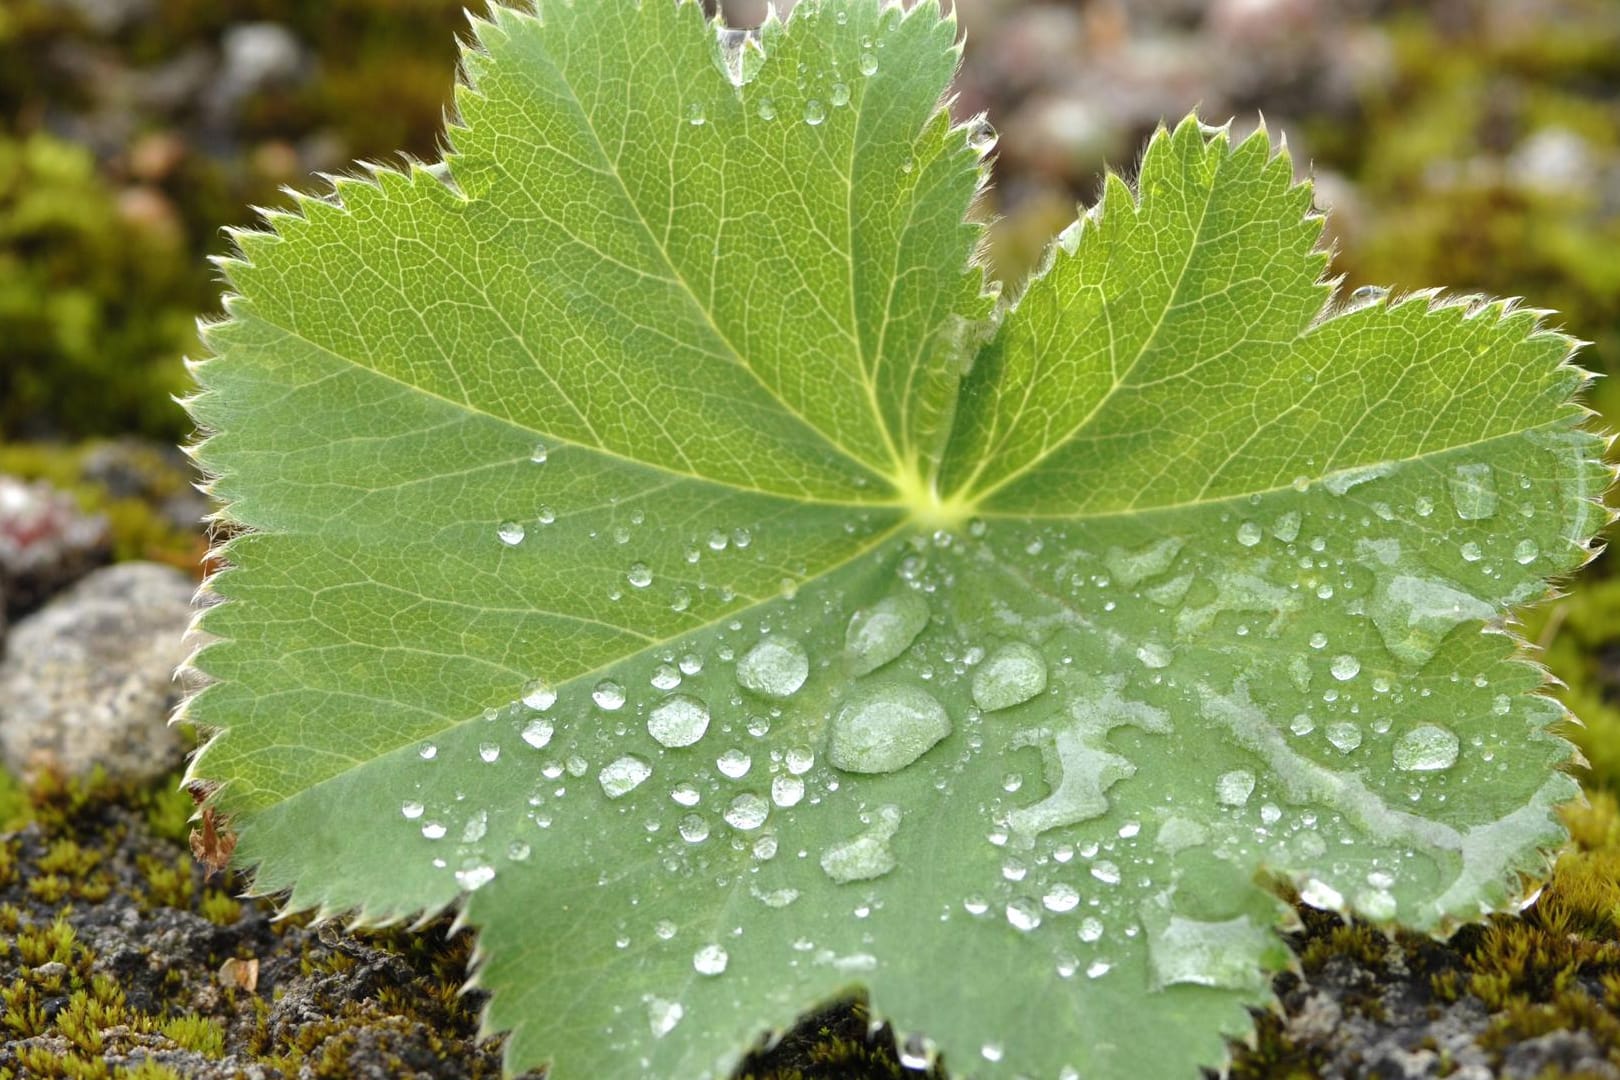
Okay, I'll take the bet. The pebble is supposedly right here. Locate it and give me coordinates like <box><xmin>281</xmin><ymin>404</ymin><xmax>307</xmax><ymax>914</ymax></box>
<box><xmin>0</xmin><ymin>475</ymin><xmax>110</xmax><ymax>620</ymax></box>
<box><xmin>0</xmin><ymin>562</ymin><xmax>196</xmax><ymax>783</ymax></box>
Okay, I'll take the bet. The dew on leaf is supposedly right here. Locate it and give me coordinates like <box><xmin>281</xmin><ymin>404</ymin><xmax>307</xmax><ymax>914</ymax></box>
<box><xmin>520</xmin><ymin>718</ymin><xmax>554</xmax><ymax>749</ymax></box>
<box><xmin>804</xmin><ymin>99</ymin><xmax>826</xmax><ymax>125</ymax></box>
<box><xmin>1450</xmin><ymin>463</ymin><xmax>1499</xmax><ymax>520</ymax></box>
<box><xmin>455</xmin><ymin>865</ymin><xmax>496</xmax><ymax>891</ymax></box>
<box><xmin>736</xmin><ymin>635</ymin><xmax>810</xmax><ymax>698</ymax></box>
<box><xmin>1042</xmin><ymin>883</ymin><xmax>1081</xmax><ymax>913</ymax></box>
<box><xmin>522</xmin><ymin>678</ymin><xmax>557</xmax><ymax>711</ymax></box>
<box><xmin>418</xmin><ymin>744</ymin><xmax>438</xmax><ymax>760</ymax></box>
<box><xmin>593</xmin><ymin>680</ymin><xmax>626</xmax><ymax>711</ymax></box>
<box><xmin>829</xmin><ymin>81</ymin><xmax>850</xmax><ymax>107</ymax></box>
<box><xmin>1090</xmin><ymin>861</ymin><xmax>1120</xmax><ymax>886</ymax></box>
<box><xmin>1330</xmin><ymin>655</ymin><xmax>1361</xmax><ymax>681</ymax></box>
<box><xmin>1005</xmin><ymin>897</ymin><xmax>1041</xmax><ymax>931</ymax></box>
<box><xmin>819</xmin><ymin>804</ymin><xmax>902</xmax><ymax>884</ymax></box>
<box><xmin>462</xmin><ymin>810</ymin><xmax>488</xmax><ymax>843</ymax></box>
<box><xmin>1300</xmin><ymin>879</ymin><xmax>1345</xmax><ymax>910</ymax></box>
<box><xmin>785</xmin><ymin>746</ymin><xmax>816</xmax><ymax>775</ymax></box>
<box><xmin>599</xmin><ymin>755</ymin><xmax>652</xmax><ymax>799</ymax></box>
<box><xmin>1273</xmin><ymin>510</ymin><xmax>1302</xmax><ymax>542</ymax></box>
<box><xmin>1215</xmin><ymin>769</ymin><xmax>1255</xmax><ymax>807</ymax></box>
<box><xmin>827</xmin><ymin>683</ymin><xmax>951</xmax><ymax>773</ymax></box>
<box><xmin>686</xmin><ymin>101</ymin><xmax>705</xmax><ymax>125</ymax></box>
<box><xmin>693</xmin><ymin>943</ymin><xmax>728</xmax><ymax>976</ymax></box>
<box><xmin>845</xmin><ymin>592</ymin><xmax>930</xmax><ymax>674</ymax></box>
<box><xmin>724</xmin><ymin>792</ymin><xmax>769</xmax><ymax>830</ymax></box>
<box><xmin>1103</xmin><ymin>536</ymin><xmax>1183</xmax><ymax>587</ymax></box>
<box><xmin>859</xmin><ymin>50</ymin><xmax>878</xmax><ymax>75</ymax></box>
<box><xmin>1289</xmin><ymin>713</ymin><xmax>1315</xmax><ymax>736</ymax></box>
<box><xmin>528</xmin><ymin>441</ymin><xmax>548</xmax><ymax>464</ymax></box>
<box><xmin>756</xmin><ymin>97</ymin><xmax>777</xmax><ymax>120</ymax></box>
<box><xmin>1078</xmin><ymin>917</ymin><xmax>1104</xmax><ymax>943</ymax></box>
<box><xmin>1325</xmin><ymin>721</ymin><xmax>1363</xmax><ymax>753</ymax></box>
<box><xmin>401</xmin><ymin>800</ymin><xmax>424</xmax><ymax>820</ymax></box>
<box><xmin>716</xmin><ymin>748</ymin><xmax>752</xmax><ymax>778</ymax></box>
<box><xmin>1135</xmin><ymin>642</ymin><xmax>1172</xmax><ymax>669</ymax></box>
<box><xmin>1142</xmin><ymin>900</ymin><xmax>1274</xmax><ymax>991</ymax></box>
<box><xmin>646</xmin><ymin>997</ymin><xmax>683</xmax><ymax>1038</ymax></box>
<box><xmin>626</xmin><ymin>562</ymin><xmax>653</xmax><ymax>588</ymax></box>
<box><xmin>670</xmin><ymin>782</ymin><xmax>700</xmax><ymax>807</ymax></box>
<box><xmin>1514</xmin><ymin>539</ymin><xmax>1539</xmax><ymax>564</ymax></box>
<box><xmin>506</xmin><ymin>840</ymin><xmax>531</xmax><ymax>862</ymax></box>
<box><xmin>971</xmin><ymin>641</ymin><xmax>1048</xmax><ymax>712</ymax></box>
<box><xmin>421</xmin><ymin>822</ymin><xmax>446</xmax><ymax>840</ymax></box>
<box><xmin>1392</xmin><ymin>724</ymin><xmax>1460</xmax><ymax>772</ymax></box>
<box><xmin>648</xmin><ymin>693</ymin><xmax>710</xmax><ymax>748</ymax></box>
<box><xmin>497</xmin><ymin>521</ymin><xmax>525</xmax><ymax>546</ymax></box>
<box><xmin>1236</xmin><ymin>521</ymin><xmax>1262</xmax><ymax>547</ymax></box>
<box><xmin>1364</xmin><ymin>565</ymin><xmax>1495</xmax><ymax>668</ymax></box>
<box><xmin>479</xmin><ymin>742</ymin><xmax>500</xmax><ymax>763</ymax></box>
<box><xmin>771</xmin><ymin>774</ymin><xmax>805</xmax><ymax>808</ymax></box>
<box><xmin>651</xmin><ymin>663</ymin><xmax>682</xmax><ymax>690</ymax></box>
<box><xmin>678</xmin><ymin>813</ymin><xmax>710</xmax><ymax>843</ymax></box>
<box><xmin>1087</xmin><ymin>960</ymin><xmax>1112</xmax><ymax>978</ymax></box>
<box><xmin>1323</xmin><ymin>462</ymin><xmax>1394</xmax><ymax>496</ymax></box>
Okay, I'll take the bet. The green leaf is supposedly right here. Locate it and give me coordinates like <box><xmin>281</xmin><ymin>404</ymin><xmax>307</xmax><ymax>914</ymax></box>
<box><xmin>182</xmin><ymin>1</ymin><xmax>1611</xmax><ymax>1077</ymax></box>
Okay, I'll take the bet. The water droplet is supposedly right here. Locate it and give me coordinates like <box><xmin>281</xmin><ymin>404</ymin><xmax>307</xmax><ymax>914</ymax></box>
<box><xmin>648</xmin><ymin>694</ymin><xmax>711</xmax><ymax>748</ymax></box>
<box><xmin>1216</xmin><ymin>769</ymin><xmax>1255</xmax><ymax>807</ymax></box>
<box><xmin>859</xmin><ymin>51</ymin><xmax>878</xmax><ymax>75</ymax></box>
<box><xmin>1449</xmin><ymin>463</ymin><xmax>1499</xmax><ymax>520</ymax></box>
<box><xmin>970</xmin><ymin>641</ymin><xmax>1048</xmax><ymax>712</ymax></box>
<box><xmin>686</xmin><ymin>101</ymin><xmax>705</xmax><ymax>126</ymax></box>
<box><xmin>1330</xmin><ymin>655</ymin><xmax>1361</xmax><ymax>681</ymax></box>
<box><xmin>845</xmin><ymin>592</ymin><xmax>930</xmax><ymax>674</ymax></box>
<box><xmin>670</xmin><ymin>782</ymin><xmax>701</xmax><ymax>807</ymax></box>
<box><xmin>521</xmin><ymin>717</ymin><xmax>553</xmax><ymax>749</ymax></box>
<box><xmin>1514</xmin><ymin>539</ymin><xmax>1539</xmax><ymax>564</ymax></box>
<box><xmin>1086</xmin><ymin>960</ymin><xmax>1112</xmax><ymax>978</ymax></box>
<box><xmin>1300</xmin><ymin>879</ymin><xmax>1344</xmax><ymax>910</ymax></box>
<box><xmin>522</xmin><ymin>678</ymin><xmax>557</xmax><ymax>711</ymax></box>
<box><xmin>756</xmin><ymin>97</ymin><xmax>776</xmax><ymax>121</ymax></box>
<box><xmin>736</xmin><ymin>636</ymin><xmax>810</xmax><ymax>699</ymax></box>
<box><xmin>716</xmin><ymin>748</ymin><xmax>752</xmax><ymax>779</ymax></box>
<box><xmin>785</xmin><ymin>746</ymin><xmax>816</xmax><ymax>775</ymax></box>
<box><xmin>497</xmin><ymin>521</ymin><xmax>525</xmax><ymax>546</ymax></box>
<box><xmin>592</xmin><ymin>680</ymin><xmax>626</xmax><ymax>711</ymax></box>
<box><xmin>626</xmin><ymin>562</ymin><xmax>653</xmax><ymax>588</ymax></box>
<box><xmin>829</xmin><ymin>81</ymin><xmax>850</xmax><ymax>107</ymax></box>
<box><xmin>1090</xmin><ymin>861</ymin><xmax>1120</xmax><ymax>886</ymax></box>
<box><xmin>418</xmin><ymin>744</ymin><xmax>437</xmax><ymax>760</ymax></box>
<box><xmin>401</xmin><ymin>801</ymin><xmax>424</xmax><ymax>820</ymax></box>
<box><xmin>820</xmin><ymin>804</ymin><xmax>902</xmax><ymax>884</ymax></box>
<box><xmin>1005</xmin><ymin>896</ymin><xmax>1042</xmax><ymax>931</ymax></box>
<box><xmin>804</xmin><ymin>99</ymin><xmax>826</xmax><ymax>125</ymax></box>
<box><xmin>599</xmin><ymin>755</ymin><xmax>652</xmax><ymax>799</ymax></box>
<box><xmin>1236</xmin><ymin>521</ymin><xmax>1263</xmax><ymax>547</ymax></box>
<box><xmin>647</xmin><ymin>997</ymin><xmax>683</xmax><ymax>1038</ymax></box>
<box><xmin>827</xmin><ymin>684</ymin><xmax>951</xmax><ymax>773</ymax></box>
<box><xmin>1273</xmin><ymin>511</ymin><xmax>1302</xmax><ymax>543</ymax></box>
<box><xmin>455</xmin><ymin>865</ymin><xmax>496</xmax><ymax>891</ymax></box>
<box><xmin>724</xmin><ymin>792</ymin><xmax>769</xmax><ymax>830</ymax></box>
<box><xmin>1289</xmin><ymin>713</ymin><xmax>1315</xmax><ymax>736</ymax></box>
<box><xmin>1325</xmin><ymin>721</ymin><xmax>1363</xmax><ymax>753</ymax></box>
<box><xmin>479</xmin><ymin>742</ymin><xmax>501</xmax><ymax>763</ymax></box>
<box><xmin>421</xmin><ymin>822</ymin><xmax>446</xmax><ymax>840</ymax></box>
<box><xmin>678</xmin><ymin>813</ymin><xmax>710</xmax><ymax>843</ymax></box>
<box><xmin>693</xmin><ymin>943</ymin><xmax>728</xmax><ymax>976</ymax></box>
<box><xmin>771</xmin><ymin>774</ymin><xmax>805</xmax><ymax>808</ymax></box>
<box><xmin>1042</xmin><ymin>883</ymin><xmax>1081</xmax><ymax>913</ymax></box>
<box><xmin>1135</xmin><ymin>642</ymin><xmax>1172</xmax><ymax>669</ymax></box>
<box><xmin>1104</xmin><ymin>537</ymin><xmax>1183</xmax><ymax>587</ymax></box>
<box><xmin>1392</xmin><ymin>723</ymin><xmax>1459</xmax><ymax>771</ymax></box>
<box><xmin>1078</xmin><ymin>917</ymin><xmax>1104</xmax><ymax>943</ymax></box>
<box><xmin>507</xmin><ymin>840</ymin><xmax>530</xmax><ymax>861</ymax></box>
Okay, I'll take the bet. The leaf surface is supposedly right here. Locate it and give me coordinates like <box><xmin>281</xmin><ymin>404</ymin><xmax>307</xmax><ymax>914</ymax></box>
<box><xmin>185</xmin><ymin>2</ymin><xmax>1610</xmax><ymax>1077</ymax></box>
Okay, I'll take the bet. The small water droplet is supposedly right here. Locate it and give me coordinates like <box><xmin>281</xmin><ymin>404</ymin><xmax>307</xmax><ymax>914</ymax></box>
<box><xmin>1078</xmin><ymin>917</ymin><xmax>1104</xmax><ymax>943</ymax></box>
<box><xmin>1042</xmin><ymin>883</ymin><xmax>1081</xmax><ymax>913</ymax></box>
<box><xmin>1326</xmin><ymin>721</ymin><xmax>1363</xmax><ymax>753</ymax></box>
<box><xmin>678</xmin><ymin>813</ymin><xmax>710</xmax><ymax>843</ymax></box>
<box><xmin>421</xmin><ymin>822</ymin><xmax>447</xmax><ymax>840</ymax></box>
<box><xmin>1514</xmin><ymin>539</ymin><xmax>1539</xmax><ymax>564</ymax></box>
<box><xmin>1216</xmin><ymin>769</ymin><xmax>1255</xmax><ymax>807</ymax></box>
<box><xmin>522</xmin><ymin>678</ymin><xmax>557</xmax><ymax>711</ymax></box>
<box><xmin>1005</xmin><ymin>896</ymin><xmax>1042</xmax><ymax>931</ymax></box>
<box><xmin>455</xmin><ymin>865</ymin><xmax>496</xmax><ymax>891</ymax></box>
<box><xmin>971</xmin><ymin>641</ymin><xmax>1048</xmax><ymax>712</ymax></box>
<box><xmin>599</xmin><ymin>755</ymin><xmax>652</xmax><ymax>799</ymax></box>
<box><xmin>401</xmin><ymin>801</ymin><xmax>424</xmax><ymax>820</ymax></box>
<box><xmin>478</xmin><ymin>742</ymin><xmax>501</xmax><ymax>763</ymax></box>
<box><xmin>804</xmin><ymin>99</ymin><xmax>826</xmax><ymax>125</ymax></box>
<box><xmin>647</xmin><ymin>996</ymin><xmax>683</xmax><ymax>1038</ymax></box>
<box><xmin>693</xmin><ymin>943</ymin><xmax>728</xmax><ymax>976</ymax></box>
<box><xmin>786</xmin><ymin>746</ymin><xmax>815</xmax><ymax>774</ymax></box>
<box><xmin>648</xmin><ymin>694</ymin><xmax>711</xmax><ymax>748</ymax></box>
<box><xmin>1392</xmin><ymin>724</ymin><xmax>1459</xmax><ymax>771</ymax></box>
<box><xmin>756</xmin><ymin>97</ymin><xmax>776</xmax><ymax>121</ymax></box>
<box><xmin>497</xmin><ymin>521</ymin><xmax>525</xmax><ymax>546</ymax></box>
<box><xmin>736</xmin><ymin>636</ymin><xmax>810</xmax><ymax>699</ymax></box>
<box><xmin>1330</xmin><ymin>655</ymin><xmax>1361</xmax><ymax>681</ymax></box>
<box><xmin>593</xmin><ymin>680</ymin><xmax>626</xmax><ymax>711</ymax></box>
<box><xmin>1135</xmin><ymin>642</ymin><xmax>1173</xmax><ymax>669</ymax></box>
<box><xmin>829</xmin><ymin>81</ymin><xmax>850</xmax><ymax>107</ymax></box>
<box><xmin>1236</xmin><ymin>521</ymin><xmax>1263</xmax><ymax>547</ymax></box>
<box><xmin>820</xmin><ymin>804</ymin><xmax>902</xmax><ymax>884</ymax></box>
<box><xmin>529</xmin><ymin>442</ymin><xmax>548</xmax><ymax>464</ymax></box>
<box><xmin>724</xmin><ymin>792</ymin><xmax>769</xmax><ymax>830</ymax></box>
<box><xmin>521</xmin><ymin>717</ymin><xmax>553</xmax><ymax>749</ymax></box>
<box><xmin>627</xmin><ymin>562</ymin><xmax>653</xmax><ymax>588</ymax></box>
<box><xmin>1090</xmin><ymin>861</ymin><xmax>1120</xmax><ymax>886</ymax></box>
<box><xmin>418</xmin><ymin>743</ymin><xmax>438</xmax><ymax>760</ymax></box>
<box><xmin>716</xmin><ymin>748</ymin><xmax>752</xmax><ymax>779</ymax></box>
<box><xmin>686</xmin><ymin>101</ymin><xmax>705</xmax><ymax>126</ymax></box>
<box><xmin>771</xmin><ymin>774</ymin><xmax>805</xmax><ymax>808</ymax></box>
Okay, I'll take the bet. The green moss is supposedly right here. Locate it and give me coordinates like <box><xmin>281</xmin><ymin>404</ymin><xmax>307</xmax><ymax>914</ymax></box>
<box><xmin>158</xmin><ymin>1014</ymin><xmax>226</xmax><ymax>1058</ymax></box>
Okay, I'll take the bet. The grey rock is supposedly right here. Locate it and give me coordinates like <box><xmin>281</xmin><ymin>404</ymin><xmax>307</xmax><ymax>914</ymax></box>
<box><xmin>0</xmin><ymin>562</ymin><xmax>195</xmax><ymax>784</ymax></box>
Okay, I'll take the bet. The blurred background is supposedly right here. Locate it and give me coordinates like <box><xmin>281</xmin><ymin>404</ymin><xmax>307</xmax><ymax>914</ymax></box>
<box><xmin>3</xmin><ymin>0</ymin><xmax>1617</xmax><ymax>781</ymax></box>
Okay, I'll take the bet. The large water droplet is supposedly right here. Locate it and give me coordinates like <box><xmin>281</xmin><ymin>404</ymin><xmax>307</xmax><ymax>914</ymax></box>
<box><xmin>771</xmin><ymin>774</ymin><xmax>804</xmax><ymax>808</ymax></box>
<box><xmin>827</xmin><ymin>684</ymin><xmax>951</xmax><ymax>773</ymax></box>
<box><xmin>1005</xmin><ymin>897</ymin><xmax>1041</xmax><ymax>932</ymax></box>
<box><xmin>1330</xmin><ymin>655</ymin><xmax>1361</xmax><ymax>681</ymax></box>
<box><xmin>845</xmin><ymin>592</ymin><xmax>930</xmax><ymax>675</ymax></box>
<box><xmin>1325</xmin><ymin>721</ymin><xmax>1363</xmax><ymax>754</ymax></box>
<box><xmin>736</xmin><ymin>636</ymin><xmax>810</xmax><ymax>699</ymax></box>
<box><xmin>522</xmin><ymin>678</ymin><xmax>557</xmax><ymax>711</ymax></box>
<box><xmin>1449</xmin><ymin>463</ymin><xmax>1499</xmax><ymax>520</ymax></box>
<box><xmin>1392</xmin><ymin>724</ymin><xmax>1459</xmax><ymax>771</ymax></box>
<box><xmin>593</xmin><ymin>680</ymin><xmax>626</xmax><ymax>711</ymax></box>
<box><xmin>1042</xmin><ymin>883</ymin><xmax>1081</xmax><ymax>913</ymax></box>
<box><xmin>520</xmin><ymin>717</ymin><xmax>553</xmax><ymax>749</ymax></box>
<box><xmin>497</xmin><ymin>521</ymin><xmax>525</xmax><ymax>546</ymax></box>
<box><xmin>820</xmin><ymin>804</ymin><xmax>902</xmax><ymax>884</ymax></box>
<box><xmin>971</xmin><ymin>641</ymin><xmax>1048</xmax><ymax>712</ymax></box>
<box><xmin>599</xmin><ymin>755</ymin><xmax>652</xmax><ymax>799</ymax></box>
<box><xmin>648</xmin><ymin>694</ymin><xmax>711</xmax><ymax>748</ymax></box>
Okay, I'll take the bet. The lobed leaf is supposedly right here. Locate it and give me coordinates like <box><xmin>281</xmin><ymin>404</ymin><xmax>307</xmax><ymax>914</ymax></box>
<box><xmin>183</xmin><ymin>1</ymin><xmax>1612</xmax><ymax>1077</ymax></box>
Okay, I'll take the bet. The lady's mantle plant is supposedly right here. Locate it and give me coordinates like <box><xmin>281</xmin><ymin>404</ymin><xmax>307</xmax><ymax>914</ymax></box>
<box><xmin>181</xmin><ymin>0</ymin><xmax>1612</xmax><ymax>1076</ymax></box>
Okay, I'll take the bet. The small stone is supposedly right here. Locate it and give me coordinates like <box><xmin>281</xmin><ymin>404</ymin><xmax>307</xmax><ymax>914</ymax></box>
<box><xmin>0</xmin><ymin>562</ymin><xmax>194</xmax><ymax>783</ymax></box>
